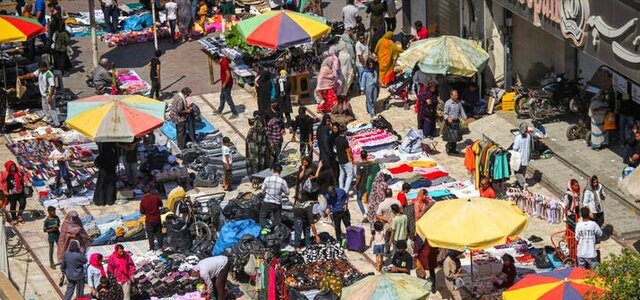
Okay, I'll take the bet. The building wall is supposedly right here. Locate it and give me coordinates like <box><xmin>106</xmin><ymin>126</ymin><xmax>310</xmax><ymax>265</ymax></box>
<box><xmin>427</xmin><ymin>0</ymin><xmax>461</xmax><ymax>36</ymax></box>
<box><xmin>510</xmin><ymin>14</ymin><xmax>572</xmax><ymax>86</ymax></box>
<box><xmin>485</xmin><ymin>2</ymin><xmax>505</xmax><ymax>87</ymax></box>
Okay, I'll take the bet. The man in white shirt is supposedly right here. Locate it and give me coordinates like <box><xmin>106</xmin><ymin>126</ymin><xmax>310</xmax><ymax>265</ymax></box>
<box><xmin>342</xmin><ymin>0</ymin><xmax>359</xmax><ymax>29</ymax></box>
<box><xmin>575</xmin><ymin>207</ymin><xmax>602</xmax><ymax>270</ymax></box>
<box><xmin>165</xmin><ymin>0</ymin><xmax>178</xmax><ymax>40</ymax></box>
<box><xmin>260</xmin><ymin>164</ymin><xmax>289</xmax><ymax>227</ymax></box>
<box><xmin>355</xmin><ymin>32</ymin><xmax>369</xmax><ymax>95</ymax></box>
<box><xmin>512</xmin><ymin>123</ymin><xmax>531</xmax><ymax>188</ymax></box>
<box><xmin>193</xmin><ymin>256</ymin><xmax>229</xmax><ymax>298</ymax></box>
<box><xmin>18</xmin><ymin>62</ymin><xmax>58</xmax><ymax>126</ymax></box>
<box><xmin>49</xmin><ymin>140</ymin><xmax>74</xmax><ymax>196</ymax></box>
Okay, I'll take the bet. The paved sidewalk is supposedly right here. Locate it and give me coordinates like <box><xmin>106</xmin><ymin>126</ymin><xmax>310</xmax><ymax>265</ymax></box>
<box><xmin>470</xmin><ymin>114</ymin><xmax>640</xmax><ymax>240</ymax></box>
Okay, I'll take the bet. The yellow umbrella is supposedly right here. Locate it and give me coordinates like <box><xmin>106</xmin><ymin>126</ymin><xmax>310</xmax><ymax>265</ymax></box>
<box><xmin>416</xmin><ymin>197</ymin><xmax>528</xmax><ymax>251</ymax></box>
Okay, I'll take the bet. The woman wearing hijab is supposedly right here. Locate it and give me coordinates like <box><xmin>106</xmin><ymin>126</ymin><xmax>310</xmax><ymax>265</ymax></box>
<box><xmin>564</xmin><ymin>178</ymin><xmax>581</xmax><ymax>230</ymax></box>
<box><xmin>366</xmin><ymin>173</ymin><xmax>388</xmax><ymax>230</ymax></box>
<box><xmin>61</xmin><ymin>240</ymin><xmax>87</xmax><ymax>300</ymax></box>
<box><xmin>176</xmin><ymin>0</ymin><xmax>193</xmax><ymax>42</ymax></box>
<box><xmin>375</xmin><ymin>32</ymin><xmax>402</xmax><ymax>87</ymax></box>
<box><xmin>337</xmin><ymin>42</ymin><xmax>355</xmax><ymax>97</ymax></box>
<box><xmin>97</xmin><ymin>275</ymin><xmax>124</xmax><ymax>300</ymax></box>
<box><xmin>583</xmin><ymin>175</ymin><xmax>605</xmax><ymax>227</ymax></box>
<box><xmin>93</xmin><ymin>143</ymin><xmax>118</xmax><ymax>206</ymax></box>
<box><xmin>417</xmin><ymin>81</ymin><xmax>439</xmax><ymax>138</ymax></box>
<box><xmin>314</xmin><ymin>114</ymin><xmax>336</xmax><ymax>194</ymax></box>
<box><xmin>276</xmin><ymin>70</ymin><xmax>293</xmax><ymax>126</ymax></box>
<box><xmin>296</xmin><ymin>156</ymin><xmax>318</xmax><ymax>202</ymax></box>
<box><xmin>256</xmin><ymin>69</ymin><xmax>275</xmax><ymax>116</ymax></box>
<box><xmin>246</xmin><ymin>115</ymin><xmax>272</xmax><ymax>175</ymax></box>
<box><xmin>87</xmin><ymin>253</ymin><xmax>106</xmax><ymax>298</ymax></box>
<box><xmin>443</xmin><ymin>250</ymin><xmax>463</xmax><ymax>300</ymax></box>
<box><xmin>107</xmin><ymin>244</ymin><xmax>136</xmax><ymax>300</ymax></box>
<box><xmin>589</xmin><ymin>92</ymin><xmax>610</xmax><ymax>150</ymax></box>
<box><xmin>0</xmin><ymin>160</ymin><xmax>31</xmax><ymax>225</ymax></box>
<box><xmin>57</xmin><ymin>211</ymin><xmax>92</xmax><ymax>262</ymax></box>
<box><xmin>315</xmin><ymin>48</ymin><xmax>342</xmax><ymax>113</ymax></box>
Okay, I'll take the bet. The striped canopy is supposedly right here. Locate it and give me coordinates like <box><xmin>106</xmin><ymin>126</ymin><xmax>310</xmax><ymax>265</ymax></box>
<box><xmin>398</xmin><ymin>35</ymin><xmax>490</xmax><ymax>77</ymax></box>
<box><xmin>503</xmin><ymin>267</ymin><xmax>605</xmax><ymax>300</ymax></box>
<box><xmin>0</xmin><ymin>16</ymin><xmax>46</xmax><ymax>43</ymax></box>
<box><xmin>341</xmin><ymin>273</ymin><xmax>432</xmax><ymax>300</ymax></box>
<box><xmin>237</xmin><ymin>10</ymin><xmax>330</xmax><ymax>50</ymax></box>
<box><xmin>65</xmin><ymin>95</ymin><xmax>166</xmax><ymax>143</ymax></box>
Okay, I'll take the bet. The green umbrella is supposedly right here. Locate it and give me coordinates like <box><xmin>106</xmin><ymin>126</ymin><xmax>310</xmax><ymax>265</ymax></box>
<box><xmin>341</xmin><ymin>273</ymin><xmax>432</xmax><ymax>300</ymax></box>
<box><xmin>398</xmin><ymin>35</ymin><xmax>490</xmax><ymax>77</ymax></box>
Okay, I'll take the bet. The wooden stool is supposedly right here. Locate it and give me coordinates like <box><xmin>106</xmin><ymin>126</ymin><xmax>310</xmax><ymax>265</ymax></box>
<box><xmin>289</xmin><ymin>72</ymin><xmax>310</xmax><ymax>103</ymax></box>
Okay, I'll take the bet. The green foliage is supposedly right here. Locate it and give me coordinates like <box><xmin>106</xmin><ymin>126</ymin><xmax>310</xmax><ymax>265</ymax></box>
<box><xmin>587</xmin><ymin>249</ymin><xmax>640</xmax><ymax>300</ymax></box>
<box><xmin>223</xmin><ymin>24</ymin><xmax>259</xmax><ymax>55</ymax></box>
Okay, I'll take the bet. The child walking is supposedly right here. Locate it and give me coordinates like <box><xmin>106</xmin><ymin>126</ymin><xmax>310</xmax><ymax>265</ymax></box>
<box><xmin>222</xmin><ymin>137</ymin><xmax>233</xmax><ymax>191</ymax></box>
<box><xmin>43</xmin><ymin>206</ymin><xmax>60</xmax><ymax>269</ymax></box>
<box><xmin>370</xmin><ymin>221</ymin><xmax>385</xmax><ymax>271</ymax></box>
<box><xmin>389</xmin><ymin>204</ymin><xmax>408</xmax><ymax>252</ymax></box>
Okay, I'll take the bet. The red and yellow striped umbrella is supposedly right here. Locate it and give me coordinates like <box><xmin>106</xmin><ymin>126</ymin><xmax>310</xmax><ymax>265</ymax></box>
<box><xmin>237</xmin><ymin>10</ymin><xmax>330</xmax><ymax>50</ymax></box>
<box><xmin>0</xmin><ymin>15</ymin><xmax>46</xmax><ymax>43</ymax></box>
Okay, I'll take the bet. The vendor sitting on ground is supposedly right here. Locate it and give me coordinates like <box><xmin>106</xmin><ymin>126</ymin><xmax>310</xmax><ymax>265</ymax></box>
<box><xmin>192</xmin><ymin>256</ymin><xmax>230</xmax><ymax>299</ymax></box>
<box><xmin>93</xmin><ymin>58</ymin><xmax>113</xmax><ymax>92</ymax></box>
<box><xmin>493</xmin><ymin>254</ymin><xmax>517</xmax><ymax>289</ymax></box>
<box><xmin>479</xmin><ymin>177</ymin><xmax>496</xmax><ymax>199</ymax></box>
<box><xmin>330</xmin><ymin>96</ymin><xmax>356</xmax><ymax>126</ymax></box>
<box><xmin>387</xmin><ymin>240</ymin><xmax>412</xmax><ymax>274</ymax></box>
<box><xmin>624</xmin><ymin>129</ymin><xmax>640</xmax><ymax>167</ymax></box>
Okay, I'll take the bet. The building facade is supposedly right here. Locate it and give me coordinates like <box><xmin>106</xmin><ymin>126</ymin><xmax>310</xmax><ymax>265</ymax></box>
<box><xmin>405</xmin><ymin>0</ymin><xmax>640</xmax><ymax>102</ymax></box>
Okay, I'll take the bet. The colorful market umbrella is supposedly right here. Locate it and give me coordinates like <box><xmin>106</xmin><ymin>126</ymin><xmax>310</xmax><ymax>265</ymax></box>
<box><xmin>502</xmin><ymin>267</ymin><xmax>605</xmax><ymax>300</ymax></box>
<box><xmin>416</xmin><ymin>197</ymin><xmax>528</xmax><ymax>251</ymax></box>
<box><xmin>341</xmin><ymin>273</ymin><xmax>432</xmax><ymax>300</ymax></box>
<box><xmin>398</xmin><ymin>35</ymin><xmax>490</xmax><ymax>77</ymax></box>
<box><xmin>0</xmin><ymin>15</ymin><xmax>46</xmax><ymax>43</ymax></box>
<box><xmin>236</xmin><ymin>10</ymin><xmax>331</xmax><ymax>50</ymax></box>
<box><xmin>65</xmin><ymin>95</ymin><xmax>165</xmax><ymax>143</ymax></box>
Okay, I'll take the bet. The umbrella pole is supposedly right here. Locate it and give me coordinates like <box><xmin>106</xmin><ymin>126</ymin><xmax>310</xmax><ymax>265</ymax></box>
<box><xmin>152</xmin><ymin>0</ymin><xmax>158</xmax><ymax>51</ymax></box>
<box><xmin>470</xmin><ymin>251</ymin><xmax>474</xmax><ymax>294</ymax></box>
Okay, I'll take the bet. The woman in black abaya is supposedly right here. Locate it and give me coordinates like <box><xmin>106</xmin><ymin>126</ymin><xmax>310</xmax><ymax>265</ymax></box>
<box><xmin>93</xmin><ymin>143</ymin><xmax>118</xmax><ymax>206</ymax></box>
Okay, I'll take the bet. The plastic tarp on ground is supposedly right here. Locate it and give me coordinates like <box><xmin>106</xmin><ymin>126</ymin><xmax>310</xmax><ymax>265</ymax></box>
<box><xmin>212</xmin><ymin>219</ymin><xmax>262</xmax><ymax>256</ymax></box>
<box><xmin>160</xmin><ymin>119</ymin><xmax>216</xmax><ymax>141</ymax></box>
<box><xmin>123</xmin><ymin>13</ymin><xmax>153</xmax><ymax>31</ymax></box>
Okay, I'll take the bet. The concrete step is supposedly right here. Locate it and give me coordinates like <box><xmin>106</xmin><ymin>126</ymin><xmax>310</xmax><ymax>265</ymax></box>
<box><xmin>470</xmin><ymin>114</ymin><xmax>640</xmax><ymax>240</ymax></box>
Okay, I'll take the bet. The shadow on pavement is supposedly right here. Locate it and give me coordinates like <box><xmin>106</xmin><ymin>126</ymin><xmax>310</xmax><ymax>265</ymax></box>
<box><xmin>101</xmin><ymin>39</ymin><xmax>181</xmax><ymax>69</ymax></box>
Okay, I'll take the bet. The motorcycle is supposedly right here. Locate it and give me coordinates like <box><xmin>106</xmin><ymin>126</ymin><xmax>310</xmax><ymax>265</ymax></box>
<box><xmin>513</xmin><ymin>85</ymin><xmax>533</xmax><ymax>117</ymax></box>
<box><xmin>520</xmin><ymin>73</ymin><xmax>583</xmax><ymax>121</ymax></box>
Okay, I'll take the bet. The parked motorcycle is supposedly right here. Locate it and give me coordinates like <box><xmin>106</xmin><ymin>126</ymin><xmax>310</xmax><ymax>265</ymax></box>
<box><xmin>513</xmin><ymin>85</ymin><xmax>533</xmax><ymax>117</ymax></box>
<box><xmin>518</xmin><ymin>73</ymin><xmax>583</xmax><ymax>121</ymax></box>
<box><xmin>566</xmin><ymin>114</ymin><xmax>591</xmax><ymax>145</ymax></box>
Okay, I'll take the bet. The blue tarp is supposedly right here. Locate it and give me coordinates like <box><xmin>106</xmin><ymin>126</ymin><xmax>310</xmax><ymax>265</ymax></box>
<box><xmin>160</xmin><ymin>119</ymin><xmax>216</xmax><ymax>141</ymax></box>
<box><xmin>123</xmin><ymin>13</ymin><xmax>154</xmax><ymax>31</ymax></box>
<box><xmin>212</xmin><ymin>219</ymin><xmax>262</xmax><ymax>256</ymax></box>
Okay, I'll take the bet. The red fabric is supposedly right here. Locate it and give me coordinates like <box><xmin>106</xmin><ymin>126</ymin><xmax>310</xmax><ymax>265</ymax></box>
<box><xmin>219</xmin><ymin>58</ymin><xmax>232</xmax><ymax>87</ymax></box>
<box><xmin>89</xmin><ymin>253</ymin><xmax>106</xmax><ymax>277</ymax></box>
<box><xmin>387</xmin><ymin>164</ymin><xmax>414</xmax><ymax>174</ymax></box>
<box><xmin>139</xmin><ymin>193</ymin><xmax>163</xmax><ymax>224</ymax></box>
<box><xmin>479</xmin><ymin>186</ymin><xmax>496</xmax><ymax>199</ymax></box>
<box><xmin>316</xmin><ymin>89</ymin><xmax>338</xmax><ymax>113</ymax></box>
<box><xmin>420</xmin><ymin>170</ymin><xmax>448</xmax><ymax>180</ymax></box>
<box><xmin>416</xmin><ymin>27</ymin><xmax>429</xmax><ymax>40</ymax></box>
<box><xmin>397</xmin><ymin>192</ymin><xmax>407</xmax><ymax>207</ymax></box>
<box><xmin>415</xmin><ymin>236</ymin><xmax>438</xmax><ymax>270</ymax></box>
<box><xmin>4</xmin><ymin>161</ymin><xmax>22</xmax><ymax>192</ymax></box>
<box><xmin>107</xmin><ymin>245</ymin><xmax>136</xmax><ymax>283</ymax></box>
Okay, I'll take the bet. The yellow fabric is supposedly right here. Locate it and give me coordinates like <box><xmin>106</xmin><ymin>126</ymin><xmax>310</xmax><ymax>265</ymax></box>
<box><xmin>416</xmin><ymin>197</ymin><xmax>528</xmax><ymax>251</ymax></box>
<box><xmin>375</xmin><ymin>32</ymin><xmax>402</xmax><ymax>85</ymax></box>
<box><xmin>408</xmin><ymin>160</ymin><xmax>437</xmax><ymax>168</ymax></box>
<box><xmin>124</xmin><ymin>216</ymin><xmax>145</xmax><ymax>228</ymax></box>
<box><xmin>115</xmin><ymin>226</ymin><xmax>125</xmax><ymax>237</ymax></box>
<box><xmin>167</xmin><ymin>186</ymin><xmax>186</xmax><ymax>212</ymax></box>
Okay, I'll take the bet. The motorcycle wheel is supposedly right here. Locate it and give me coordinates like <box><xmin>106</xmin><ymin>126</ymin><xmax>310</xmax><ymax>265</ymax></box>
<box><xmin>529</xmin><ymin>102</ymin><xmax>544</xmax><ymax>120</ymax></box>
<box><xmin>566</xmin><ymin>124</ymin><xmax>580</xmax><ymax>141</ymax></box>
<box><xmin>514</xmin><ymin>96</ymin><xmax>530</xmax><ymax>118</ymax></box>
<box><xmin>569</xmin><ymin>98</ymin><xmax>579</xmax><ymax>113</ymax></box>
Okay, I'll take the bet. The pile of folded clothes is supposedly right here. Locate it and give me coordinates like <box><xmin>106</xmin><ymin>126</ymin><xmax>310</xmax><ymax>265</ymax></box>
<box><xmin>84</xmin><ymin>211</ymin><xmax>147</xmax><ymax>245</ymax></box>
<box><xmin>178</xmin><ymin>134</ymin><xmax>248</xmax><ymax>187</ymax></box>
<box><xmin>132</xmin><ymin>252</ymin><xmax>205</xmax><ymax>299</ymax></box>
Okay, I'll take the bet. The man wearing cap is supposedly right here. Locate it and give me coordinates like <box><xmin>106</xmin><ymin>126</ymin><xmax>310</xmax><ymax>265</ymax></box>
<box><xmin>192</xmin><ymin>256</ymin><xmax>229</xmax><ymax>299</ymax></box>
<box><xmin>18</xmin><ymin>62</ymin><xmax>59</xmax><ymax>126</ymax></box>
<box><xmin>139</xmin><ymin>186</ymin><xmax>163</xmax><ymax>251</ymax></box>
<box><xmin>512</xmin><ymin>123</ymin><xmax>532</xmax><ymax>188</ymax></box>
